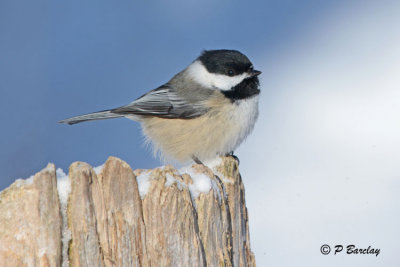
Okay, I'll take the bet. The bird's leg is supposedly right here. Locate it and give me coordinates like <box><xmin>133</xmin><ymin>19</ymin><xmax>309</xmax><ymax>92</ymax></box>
<box><xmin>225</xmin><ymin>151</ymin><xmax>240</xmax><ymax>165</ymax></box>
<box><xmin>192</xmin><ymin>156</ymin><xmax>204</xmax><ymax>165</ymax></box>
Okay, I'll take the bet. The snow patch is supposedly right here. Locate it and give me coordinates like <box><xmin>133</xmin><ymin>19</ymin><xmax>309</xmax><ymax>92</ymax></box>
<box><xmin>13</xmin><ymin>164</ymin><xmax>61</xmax><ymax>188</ymax></box>
<box><xmin>179</xmin><ymin>166</ymin><xmax>212</xmax><ymax>199</ymax></box>
<box><xmin>56</xmin><ymin>168</ymin><xmax>70</xmax><ymax>207</ymax></box>
<box><xmin>138</xmin><ymin>162</ymin><xmax>225</xmax><ymax>203</ymax></box>
<box><xmin>203</xmin><ymin>157</ymin><xmax>223</xmax><ymax>170</ymax></box>
<box><xmin>13</xmin><ymin>174</ymin><xmax>35</xmax><ymax>188</ymax></box>
<box><xmin>55</xmin><ymin>168</ymin><xmax>71</xmax><ymax>267</ymax></box>
<box><xmin>188</xmin><ymin>173</ymin><xmax>212</xmax><ymax>199</ymax></box>
<box><xmin>165</xmin><ymin>173</ymin><xmax>184</xmax><ymax>190</ymax></box>
<box><xmin>12</xmin><ymin>179</ymin><xmax>25</xmax><ymax>188</ymax></box>
<box><xmin>165</xmin><ymin>173</ymin><xmax>175</xmax><ymax>187</ymax></box>
<box><xmin>136</xmin><ymin>170</ymin><xmax>152</xmax><ymax>199</ymax></box>
<box><xmin>93</xmin><ymin>164</ymin><xmax>104</xmax><ymax>174</ymax></box>
<box><xmin>24</xmin><ymin>175</ymin><xmax>35</xmax><ymax>185</ymax></box>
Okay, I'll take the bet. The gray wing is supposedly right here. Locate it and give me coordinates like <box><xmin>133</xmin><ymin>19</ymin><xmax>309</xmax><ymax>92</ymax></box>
<box><xmin>59</xmin><ymin>85</ymin><xmax>209</xmax><ymax>125</ymax></box>
<box><xmin>111</xmin><ymin>85</ymin><xmax>209</xmax><ymax>119</ymax></box>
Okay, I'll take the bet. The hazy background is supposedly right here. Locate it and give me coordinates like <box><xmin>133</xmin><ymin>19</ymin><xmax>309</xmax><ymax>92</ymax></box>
<box><xmin>1</xmin><ymin>1</ymin><xmax>399</xmax><ymax>266</ymax></box>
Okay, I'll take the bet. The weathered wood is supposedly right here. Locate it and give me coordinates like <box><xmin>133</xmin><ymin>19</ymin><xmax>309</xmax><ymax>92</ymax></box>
<box><xmin>0</xmin><ymin>164</ymin><xmax>62</xmax><ymax>267</ymax></box>
<box><xmin>0</xmin><ymin>156</ymin><xmax>255</xmax><ymax>267</ymax></box>
<box><xmin>91</xmin><ymin>158</ymin><xmax>148</xmax><ymax>266</ymax></box>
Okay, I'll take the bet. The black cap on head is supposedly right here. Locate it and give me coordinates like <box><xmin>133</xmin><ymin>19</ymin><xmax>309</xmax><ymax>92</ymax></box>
<box><xmin>198</xmin><ymin>49</ymin><xmax>253</xmax><ymax>76</ymax></box>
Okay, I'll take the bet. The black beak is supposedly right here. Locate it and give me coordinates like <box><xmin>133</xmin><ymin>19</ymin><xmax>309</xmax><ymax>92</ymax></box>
<box><xmin>249</xmin><ymin>69</ymin><xmax>262</xmax><ymax>77</ymax></box>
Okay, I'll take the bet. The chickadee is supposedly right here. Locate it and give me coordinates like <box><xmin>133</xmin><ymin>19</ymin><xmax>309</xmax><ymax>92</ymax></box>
<box><xmin>60</xmin><ymin>49</ymin><xmax>261</xmax><ymax>164</ymax></box>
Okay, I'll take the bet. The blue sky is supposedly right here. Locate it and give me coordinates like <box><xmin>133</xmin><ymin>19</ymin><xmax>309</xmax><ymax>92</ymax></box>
<box><xmin>0</xmin><ymin>0</ymin><xmax>342</xmax><ymax>184</ymax></box>
<box><xmin>1</xmin><ymin>1</ymin><xmax>400</xmax><ymax>266</ymax></box>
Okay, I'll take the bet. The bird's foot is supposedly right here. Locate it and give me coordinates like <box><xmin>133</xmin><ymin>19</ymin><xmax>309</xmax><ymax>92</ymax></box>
<box><xmin>192</xmin><ymin>156</ymin><xmax>204</xmax><ymax>165</ymax></box>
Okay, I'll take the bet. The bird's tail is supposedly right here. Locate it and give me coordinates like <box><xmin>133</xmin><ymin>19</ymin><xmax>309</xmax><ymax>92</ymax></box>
<box><xmin>59</xmin><ymin>110</ymin><xmax>124</xmax><ymax>125</ymax></box>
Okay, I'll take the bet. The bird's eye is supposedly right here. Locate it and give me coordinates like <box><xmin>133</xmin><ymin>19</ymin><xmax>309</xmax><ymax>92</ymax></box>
<box><xmin>249</xmin><ymin>65</ymin><xmax>254</xmax><ymax>71</ymax></box>
<box><xmin>228</xmin><ymin>70</ymin><xmax>234</xmax><ymax>76</ymax></box>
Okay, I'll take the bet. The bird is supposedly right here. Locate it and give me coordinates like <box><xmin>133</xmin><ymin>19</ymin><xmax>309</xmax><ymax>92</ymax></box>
<box><xmin>59</xmin><ymin>49</ymin><xmax>261</xmax><ymax>164</ymax></box>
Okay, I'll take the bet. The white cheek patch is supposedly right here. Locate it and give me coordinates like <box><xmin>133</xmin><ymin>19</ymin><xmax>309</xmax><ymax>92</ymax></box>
<box><xmin>210</xmin><ymin>72</ymin><xmax>249</xmax><ymax>91</ymax></box>
<box><xmin>187</xmin><ymin>60</ymin><xmax>249</xmax><ymax>91</ymax></box>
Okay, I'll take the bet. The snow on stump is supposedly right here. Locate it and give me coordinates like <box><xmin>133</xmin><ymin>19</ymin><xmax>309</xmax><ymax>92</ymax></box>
<box><xmin>0</xmin><ymin>156</ymin><xmax>256</xmax><ymax>267</ymax></box>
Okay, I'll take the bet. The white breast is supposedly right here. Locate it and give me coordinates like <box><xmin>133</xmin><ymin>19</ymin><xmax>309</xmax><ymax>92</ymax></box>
<box><xmin>138</xmin><ymin>93</ymin><xmax>259</xmax><ymax>163</ymax></box>
<box><xmin>223</xmin><ymin>95</ymin><xmax>259</xmax><ymax>153</ymax></box>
